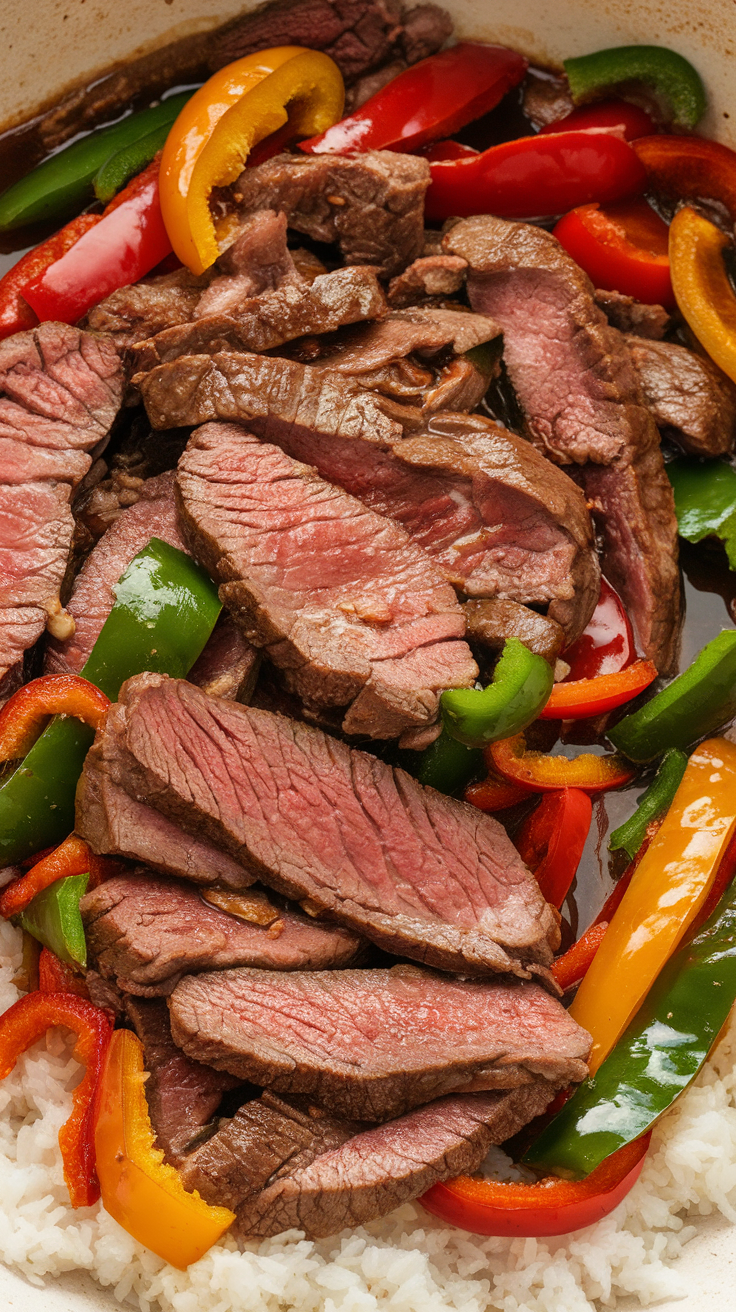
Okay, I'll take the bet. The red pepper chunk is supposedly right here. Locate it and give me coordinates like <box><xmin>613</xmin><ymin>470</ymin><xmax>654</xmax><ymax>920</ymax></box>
<box><xmin>0</xmin><ymin>834</ymin><xmax>119</xmax><ymax>920</ymax></box>
<box><xmin>0</xmin><ymin>992</ymin><xmax>112</xmax><ymax>1206</ymax></box>
<box><xmin>0</xmin><ymin>214</ymin><xmax>101</xmax><ymax>341</ymax></box>
<box><xmin>551</xmin><ymin>921</ymin><xmax>608</xmax><ymax>991</ymax></box>
<box><xmin>563</xmin><ymin>577</ymin><xmax>635</xmax><ymax>682</ymax></box>
<box><xmin>38</xmin><ymin>947</ymin><xmax>90</xmax><ymax>999</ymax></box>
<box><xmin>301</xmin><ymin>43</ymin><xmax>528</xmax><ymax>155</ymax></box>
<box><xmin>419</xmin><ymin>1134</ymin><xmax>649</xmax><ymax>1237</ymax></box>
<box><xmin>0</xmin><ymin>674</ymin><xmax>110</xmax><ymax>762</ymax></box>
<box><xmin>464</xmin><ymin>771</ymin><xmax>533</xmax><ymax>812</ymax></box>
<box><xmin>515</xmin><ymin>790</ymin><xmax>592</xmax><ymax>907</ymax></box>
<box><xmin>489</xmin><ymin>733</ymin><xmax>636</xmax><ymax>794</ymax></box>
<box><xmin>538</xmin><ymin>98</ymin><xmax>655</xmax><ymax>141</ymax></box>
<box><xmin>634</xmin><ymin>134</ymin><xmax>736</xmax><ymax>223</ymax></box>
<box><xmin>425</xmin><ymin>130</ymin><xmax>647</xmax><ymax>223</ymax></box>
<box><xmin>539</xmin><ymin>659</ymin><xmax>658</xmax><ymax>720</ymax></box>
<box><xmin>554</xmin><ymin>199</ymin><xmax>674</xmax><ymax>308</ymax></box>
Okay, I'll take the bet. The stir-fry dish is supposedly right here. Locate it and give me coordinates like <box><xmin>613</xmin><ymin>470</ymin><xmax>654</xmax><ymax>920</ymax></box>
<box><xmin>2</xmin><ymin>0</ymin><xmax>736</xmax><ymax>1289</ymax></box>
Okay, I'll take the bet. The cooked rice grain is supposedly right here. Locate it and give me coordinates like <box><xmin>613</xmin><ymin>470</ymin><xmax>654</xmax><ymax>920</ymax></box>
<box><xmin>0</xmin><ymin>918</ymin><xmax>734</xmax><ymax>1311</ymax></box>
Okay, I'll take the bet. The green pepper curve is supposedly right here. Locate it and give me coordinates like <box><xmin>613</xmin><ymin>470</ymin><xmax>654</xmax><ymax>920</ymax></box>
<box><xmin>0</xmin><ymin>91</ymin><xmax>193</xmax><ymax>231</ymax></box>
<box><xmin>0</xmin><ymin>537</ymin><xmax>221</xmax><ymax>866</ymax></box>
<box><xmin>564</xmin><ymin>45</ymin><xmax>706</xmax><ymax>131</ymax></box>
<box><xmin>19</xmin><ymin>873</ymin><xmax>89</xmax><ymax>968</ymax></box>
<box><xmin>93</xmin><ymin>122</ymin><xmax>171</xmax><ymax>204</ymax></box>
<box><xmin>609</xmin><ymin>748</ymin><xmax>688</xmax><ymax>861</ymax></box>
<box><xmin>413</xmin><ymin>729</ymin><xmax>483</xmax><ymax>795</ymax></box>
<box><xmin>441</xmin><ymin>637</ymin><xmax>553</xmax><ymax>749</ymax></box>
<box><xmin>524</xmin><ymin>874</ymin><xmax>736</xmax><ymax>1178</ymax></box>
<box><xmin>608</xmin><ymin>630</ymin><xmax>736</xmax><ymax>763</ymax></box>
<box><xmin>667</xmin><ymin>457</ymin><xmax>736</xmax><ymax>570</ymax></box>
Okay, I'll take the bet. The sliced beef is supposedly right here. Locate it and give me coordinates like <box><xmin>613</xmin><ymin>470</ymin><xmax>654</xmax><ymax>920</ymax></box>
<box><xmin>196</xmin><ymin>209</ymin><xmax>300</xmax><ymax>314</ymax></box>
<box><xmin>0</xmin><ymin>323</ymin><xmax>123</xmax><ymax>691</ymax></box>
<box><xmin>124</xmin><ymin>996</ymin><xmax>239</xmax><ymax>1167</ymax></box>
<box><xmin>232</xmin><ymin>151</ymin><xmax>430</xmax><ymax>276</ymax></box>
<box><xmin>311</xmin><ymin>305</ymin><xmax>500</xmax><ymax>372</ymax></box>
<box><xmin>594</xmin><ymin>288</ymin><xmax>671</xmax><ymax>340</ymax></box>
<box><xmin>187</xmin><ymin>612</ymin><xmax>260</xmax><ymax>702</ymax></box>
<box><xmin>521</xmin><ymin>69</ymin><xmax>573</xmax><ymax>130</ymax></box>
<box><xmin>237</xmin><ymin>1083</ymin><xmax>558</xmax><ymax>1240</ymax></box>
<box><xmin>85</xmin><ymin>267</ymin><xmax>209</xmax><ymax>346</ymax></box>
<box><xmin>399</xmin><ymin>3</ymin><xmax>453</xmax><ymax>63</ymax></box>
<box><xmin>169</xmin><ymin>964</ymin><xmax>589</xmax><ymax>1120</ymax></box>
<box><xmin>176</xmin><ymin>424</ymin><xmax>476</xmax><ymax>738</ymax></box>
<box><xmin>81</xmin><ymin>870</ymin><xmax>363</xmax><ymax>995</ymax></box>
<box><xmin>211</xmin><ymin>0</ymin><xmax>403</xmax><ymax>81</ymax></box>
<box><xmin>463</xmin><ymin>598</ymin><xmax>565</xmax><ymax>668</ymax></box>
<box><xmin>387</xmin><ymin>254</ymin><xmax>468</xmax><ymax>308</ymax></box>
<box><xmin>136</xmin><ymin>352</ymin><xmax>598</xmax><ymax>643</ymax></box>
<box><xmin>625</xmin><ymin>335</ymin><xmax>736</xmax><ymax>457</ymax></box>
<box><xmin>444</xmin><ymin>215</ymin><xmax>681</xmax><ymax>672</ymax></box>
<box><xmin>83</xmin><ymin>673</ymin><xmax>560</xmax><ymax>976</ymax></box>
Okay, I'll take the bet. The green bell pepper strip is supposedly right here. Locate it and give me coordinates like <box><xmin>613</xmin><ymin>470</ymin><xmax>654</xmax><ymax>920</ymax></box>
<box><xmin>563</xmin><ymin>45</ymin><xmax>706</xmax><ymax>131</ymax></box>
<box><xmin>608</xmin><ymin>630</ymin><xmax>736</xmax><ymax>763</ymax></box>
<box><xmin>414</xmin><ymin>729</ymin><xmax>483</xmax><ymax>795</ymax></box>
<box><xmin>609</xmin><ymin>749</ymin><xmax>688</xmax><ymax>861</ymax></box>
<box><xmin>0</xmin><ymin>538</ymin><xmax>221</xmax><ymax>867</ymax></box>
<box><xmin>0</xmin><ymin>91</ymin><xmax>193</xmax><ymax>231</ymax></box>
<box><xmin>19</xmin><ymin>873</ymin><xmax>89</xmax><ymax>968</ymax></box>
<box><xmin>667</xmin><ymin>457</ymin><xmax>736</xmax><ymax>570</ymax></box>
<box><xmin>441</xmin><ymin>637</ymin><xmax>553</xmax><ymax>749</ymax></box>
<box><xmin>524</xmin><ymin>873</ymin><xmax>736</xmax><ymax>1178</ymax></box>
<box><xmin>92</xmin><ymin>122</ymin><xmax>171</xmax><ymax>205</ymax></box>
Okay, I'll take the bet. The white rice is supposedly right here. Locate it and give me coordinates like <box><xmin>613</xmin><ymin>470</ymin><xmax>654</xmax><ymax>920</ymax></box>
<box><xmin>0</xmin><ymin>915</ymin><xmax>734</xmax><ymax>1312</ymax></box>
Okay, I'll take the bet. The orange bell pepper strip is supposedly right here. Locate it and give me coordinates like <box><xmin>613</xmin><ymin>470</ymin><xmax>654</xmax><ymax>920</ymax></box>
<box><xmin>38</xmin><ymin>947</ymin><xmax>90</xmax><ymax>999</ymax></box>
<box><xmin>419</xmin><ymin>1134</ymin><xmax>649</xmax><ymax>1237</ymax></box>
<box><xmin>515</xmin><ymin>789</ymin><xmax>593</xmax><ymax>906</ymax></box>
<box><xmin>0</xmin><ymin>834</ymin><xmax>119</xmax><ymax>920</ymax></box>
<box><xmin>94</xmin><ymin>1029</ymin><xmax>235</xmax><ymax>1267</ymax></box>
<box><xmin>570</xmin><ymin>737</ymin><xmax>736</xmax><ymax>1073</ymax></box>
<box><xmin>160</xmin><ymin>47</ymin><xmax>344</xmax><ymax>274</ymax></box>
<box><xmin>0</xmin><ymin>674</ymin><xmax>110</xmax><ymax>763</ymax></box>
<box><xmin>668</xmin><ymin>207</ymin><xmax>736</xmax><ymax>386</ymax></box>
<box><xmin>0</xmin><ymin>992</ymin><xmax>112</xmax><ymax>1206</ymax></box>
<box><xmin>551</xmin><ymin>922</ymin><xmax>608</xmax><ymax>991</ymax></box>
<box><xmin>488</xmin><ymin>733</ymin><xmax>636</xmax><ymax>794</ymax></box>
<box><xmin>634</xmin><ymin>134</ymin><xmax>736</xmax><ymax>221</ymax></box>
<box><xmin>539</xmin><ymin>658</ymin><xmax>657</xmax><ymax>720</ymax></box>
<box><xmin>0</xmin><ymin>213</ymin><xmax>101</xmax><ymax>340</ymax></box>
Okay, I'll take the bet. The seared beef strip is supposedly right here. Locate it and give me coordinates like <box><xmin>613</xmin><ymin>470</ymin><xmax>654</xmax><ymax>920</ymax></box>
<box><xmin>176</xmin><ymin>424</ymin><xmax>477</xmax><ymax>738</ymax></box>
<box><xmin>0</xmin><ymin>323</ymin><xmax>123</xmax><ymax>698</ymax></box>
<box><xmin>625</xmin><ymin>335</ymin><xmax>736</xmax><ymax>457</ymax></box>
<box><xmin>169</xmin><ymin>964</ymin><xmax>589</xmax><ymax>1120</ymax></box>
<box><xmin>124</xmin><ymin>996</ymin><xmax>239</xmax><ymax>1167</ymax></box>
<box><xmin>79</xmin><ymin>674</ymin><xmax>559</xmax><ymax>976</ymax></box>
<box><xmin>463</xmin><ymin>598</ymin><xmax>565</xmax><ymax>668</ymax></box>
<box><xmin>594</xmin><ymin>289</ymin><xmax>671</xmax><ymax>340</ymax></box>
<box><xmin>81</xmin><ymin>870</ymin><xmax>363</xmax><ymax>994</ymax></box>
<box><xmin>445</xmin><ymin>215</ymin><xmax>681</xmax><ymax>672</ymax></box>
<box><xmin>387</xmin><ymin>254</ymin><xmax>469</xmax><ymax>307</ymax></box>
<box><xmin>85</xmin><ymin>267</ymin><xmax>210</xmax><ymax>347</ymax></box>
<box><xmin>213</xmin><ymin>0</ymin><xmax>400</xmax><ymax>81</ymax></box>
<box><xmin>309</xmin><ymin>305</ymin><xmax>500</xmax><ymax>371</ymax></box>
<box><xmin>232</xmin><ymin>151</ymin><xmax>430</xmax><ymax>275</ymax></box>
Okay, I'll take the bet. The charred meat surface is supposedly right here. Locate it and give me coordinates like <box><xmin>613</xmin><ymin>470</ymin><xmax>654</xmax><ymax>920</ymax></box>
<box><xmin>594</xmin><ymin>289</ymin><xmax>671</xmax><ymax>340</ymax></box>
<box><xmin>625</xmin><ymin>335</ymin><xmax>736</xmax><ymax>457</ymax></box>
<box><xmin>81</xmin><ymin>674</ymin><xmax>560</xmax><ymax>977</ymax></box>
<box><xmin>463</xmin><ymin>598</ymin><xmax>565</xmax><ymax>668</ymax></box>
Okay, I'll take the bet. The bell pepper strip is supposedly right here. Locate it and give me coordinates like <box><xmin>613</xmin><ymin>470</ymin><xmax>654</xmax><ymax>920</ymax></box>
<box><xmin>550</xmin><ymin>921</ymin><xmax>608</xmax><ymax>991</ymax></box>
<box><xmin>0</xmin><ymin>214</ymin><xmax>100</xmax><ymax>340</ymax></box>
<box><xmin>538</xmin><ymin>98</ymin><xmax>655</xmax><ymax>140</ymax></box>
<box><xmin>301</xmin><ymin>42</ymin><xmax>528</xmax><ymax>155</ymax></box>
<box><xmin>441</xmin><ymin>638</ymin><xmax>553</xmax><ymax>749</ymax></box>
<box><xmin>515</xmin><ymin>790</ymin><xmax>593</xmax><ymax>907</ymax></box>
<box><xmin>0</xmin><ymin>835</ymin><xmax>118</xmax><ymax>920</ymax></box>
<box><xmin>0</xmin><ymin>991</ymin><xmax>112</xmax><ymax>1206</ymax></box>
<box><xmin>634</xmin><ymin>135</ymin><xmax>736</xmax><ymax>222</ymax></box>
<box><xmin>464</xmin><ymin>769</ymin><xmax>534</xmax><ymax>813</ymax></box>
<box><xmin>489</xmin><ymin>733</ymin><xmax>635</xmax><ymax>795</ymax></box>
<box><xmin>539</xmin><ymin>659</ymin><xmax>657</xmax><ymax>722</ymax></box>
<box><xmin>593</xmin><ymin>823</ymin><xmax>662</xmax><ymax>929</ymax></box>
<box><xmin>94</xmin><ymin>1028</ymin><xmax>235</xmax><ymax>1267</ymax></box>
<box><xmin>609</xmin><ymin>749</ymin><xmax>688</xmax><ymax>860</ymax></box>
<box><xmin>563</xmin><ymin>578</ymin><xmax>635</xmax><ymax>682</ymax></box>
<box><xmin>421</xmin><ymin>140</ymin><xmax>479</xmax><ymax>162</ymax></box>
<box><xmin>0</xmin><ymin>538</ymin><xmax>221</xmax><ymax>868</ymax></box>
<box><xmin>425</xmin><ymin>130</ymin><xmax>647</xmax><ymax>223</ymax></box>
<box><xmin>570</xmin><ymin>737</ymin><xmax>736</xmax><ymax>1073</ymax></box>
<box><xmin>526</xmin><ymin>872</ymin><xmax>736</xmax><ymax>1179</ymax></box>
<box><xmin>0</xmin><ymin>675</ymin><xmax>110</xmax><ymax>763</ymax></box>
<box><xmin>667</xmin><ymin>457</ymin><xmax>736</xmax><ymax>570</ymax></box>
<box><xmin>553</xmin><ymin>199</ymin><xmax>674</xmax><ymax>308</ymax></box>
<box><xmin>609</xmin><ymin>629</ymin><xmax>736</xmax><ymax>762</ymax></box>
<box><xmin>667</xmin><ymin>207</ymin><xmax>736</xmax><ymax>386</ymax></box>
<box><xmin>0</xmin><ymin>91</ymin><xmax>194</xmax><ymax>232</ymax></box>
<box><xmin>419</xmin><ymin>1135</ymin><xmax>649</xmax><ymax>1238</ymax></box>
<box><xmin>93</xmin><ymin>125</ymin><xmax>171</xmax><ymax>205</ymax></box>
<box><xmin>691</xmin><ymin>824</ymin><xmax>736</xmax><ymax>936</ymax></box>
<box><xmin>412</xmin><ymin>729</ymin><xmax>483</xmax><ymax>796</ymax></box>
<box><xmin>19</xmin><ymin>873</ymin><xmax>90</xmax><ymax>968</ymax></box>
<box><xmin>38</xmin><ymin>947</ymin><xmax>90</xmax><ymax>999</ymax></box>
<box><xmin>563</xmin><ymin>46</ymin><xmax>706</xmax><ymax>130</ymax></box>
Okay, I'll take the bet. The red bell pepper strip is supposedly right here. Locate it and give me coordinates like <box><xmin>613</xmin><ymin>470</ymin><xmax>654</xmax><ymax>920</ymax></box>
<box><xmin>0</xmin><ymin>674</ymin><xmax>110</xmax><ymax>763</ymax></box>
<box><xmin>38</xmin><ymin>947</ymin><xmax>90</xmax><ymax>999</ymax></box>
<box><xmin>551</xmin><ymin>921</ymin><xmax>608</xmax><ymax>991</ymax></box>
<box><xmin>0</xmin><ymin>992</ymin><xmax>112</xmax><ymax>1206</ymax></box>
<box><xmin>554</xmin><ymin>198</ymin><xmax>674</xmax><ymax>308</ymax></box>
<box><xmin>21</xmin><ymin>163</ymin><xmax>171</xmax><ymax>325</ymax></box>
<box><xmin>538</xmin><ymin>98</ymin><xmax>655</xmax><ymax>141</ymax></box>
<box><xmin>563</xmin><ymin>577</ymin><xmax>635</xmax><ymax>682</ymax></box>
<box><xmin>489</xmin><ymin>733</ymin><xmax>636</xmax><ymax>794</ymax></box>
<box><xmin>464</xmin><ymin>769</ymin><xmax>534</xmax><ymax>812</ymax></box>
<box><xmin>301</xmin><ymin>43</ymin><xmax>528</xmax><ymax>155</ymax></box>
<box><xmin>633</xmin><ymin>134</ymin><xmax>736</xmax><ymax>222</ymax></box>
<box><xmin>0</xmin><ymin>834</ymin><xmax>119</xmax><ymax>920</ymax></box>
<box><xmin>539</xmin><ymin>658</ymin><xmax>657</xmax><ymax>721</ymax></box>
<box><xmin>0</xmin><ymin>214</ymin><xmax>101</xmax><ymax>341</ymax></box>
<box><xmin>425</xmin><ymin>130</ymin><xmax>647</xmax><ymax>223</ymax></box>
<box><xmin>421</xmin><ymin>139</ymin><xmax>478</xmax><ymax>162</ymax></box>
<box><xmin>515</xmin><ymin>790</ymin><xmax>593</xmax><ymax>907</ymax></box>
<box><xmin>419</xmin><ymin>1134</ymin><xmax>649</xmax><ymax>1237</ymax></box>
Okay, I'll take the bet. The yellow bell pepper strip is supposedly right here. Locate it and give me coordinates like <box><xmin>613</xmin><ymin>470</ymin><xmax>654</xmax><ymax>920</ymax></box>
<box><xmin>488</xmin><ymin>732</ymin><xmax>636</xmax><ymax>794</ymax></box>
<box><xmin>570</xmin><ymin>737</ymin><xmax>736</xmax><ymax>1074</ymax></box>
<box><xmin>160</xmin><ymin>47</ymin><xmax>344</xmax><ymax>274</ymax></box>
<box><xmin>94</xmin><ymin>1029</ymin><xmax>235</xmax><ymax>1268</ymax></box>
<box><xmin>668</xmin><ymin>207</ymin><xmax>736</xmax><ymax>385</ymax></box>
